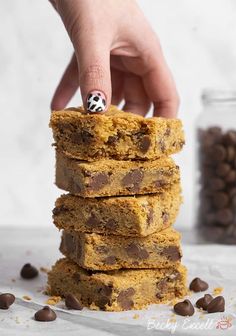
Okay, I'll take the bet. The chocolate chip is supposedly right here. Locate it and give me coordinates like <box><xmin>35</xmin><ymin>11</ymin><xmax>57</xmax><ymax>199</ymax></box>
<box><xmin>208</xmin><ymin>178</ymin><xmax>225</xmax><ymax>191</ymax></box>
<box><xmin>174</xmin><ymin>299</ymin><xmax>194</xmax><ymax>316</ymax></box>
<box><xmin>139</xmin><ymin>135</ymin><xmax>151</xmax><ymax>153</ymax></box>
<box><xmin>61</xmin><ymin>232</ymin><xmax>75</xmax><ymax>254</ymax></box>
<box><xmin>125</xmin><ymin>243</ymin><xmax>149</xmax><ymax>259</ymax></box>
<box><xmin>210</xmin><ymin>145</ymin><xmax>226</xmax><ymax>162</ymax></box>
<box><xmin>96</xmin><ymin>245</ymin><xmax>109</xmax><ymax>254</ymax></box>
<box><xmin>52</xmin><ymin>204</ymin><xmax>69</xmax><ymax>216</ymax></box>
<box><xmin>196</xmin><ymin>294</ymin><xmax>213</xmax><ymax>310</ymax></box>
<box><xmin>0</xmin><ymin>293</ymin><xmax>15</xmax><ymax>309</ymax></box>
<box><xmin>105</xmin><ymin>219</ymin><xmax>117</xmax><ymax>230</ymax></box>
<box><xmin>212</xmin><ymin>192</ymin><xmax>229</xmax><ymax>209</ymax></box>
<box><xmin>98</xmin><ymin>284</ymin><xmax>113</xmax><ymax>297</ymax></box>
<box><xmin>156</xmin><ymin>279</ymin><xmax>168</xmax><ymax>298</ymax></box>
<box><xmin>96</xmin><ymin>285</ymin><xmax>113</xmax><ymax>309</ymax></box>
<box><xmin>225</xmin><ymin>170</ymin><xmax>236</xmax><ymax>183</ymax></box>
<box><xmin>104</xmin><ymin>256</ymin><xmax>117</xmax><ymax>265</ymax></box>
<box><xmin>65</xmin><ymin>294</ymin><xmax>83</xmax><ymax>310</ymax></box>
<box><xmin>20</xmin><ymin>263</ymin><xmax>38</xmax><ymax>279</ymax></box>
<box><xmin>216</xmin><ymin>163</ymin><xmax>231</xmax><ymax>177</ymax></box>
<box><xmin>86</xmin><ymin>214</ymin><xmax>100</xmax><ymax>227</ymax></box>
<box><xmin>189</xmin><ymin>277</ymin><xmax>209</xmax><ymax>292</ymax></box>
<box><xmin>215</xmin><ymin>208</ymin><xmax>233</xmax><ymax>225</ymax></box>
<box><xmin>34</xmin><ymin>306</ymin><xmax>57</xmax><ymax>322</ymax></box>
<box><xmin>162</xmin><ymin>212</ymin><xmax>169</xmax><ymax>225</ymax></box>
<box><xmin>223</xmin><ymin>130</ymin><xmax>236</xmax><ymax>146</ymax></box>
<box><xmin>71</xmin><ymin>130</ymin><xmax>93</xmax><ymax>145</ymax></box>
<box><xmin>207</xmin><ymin>296</ymin><xmax>225</xmax><ymax>313</ymax></box>
<box><xmin>147</xmin><ymin>208</ymin><xmax>154</xmax><ymax>227</ymax></box>
<box><xmin>88</xmin><ymin>173</ymin><xmax>108</xmax><ymax>191</ymax></box>
<box><xmin>162</xmin><ymin>246</ymin><xmax>181</xmax><ymax>261</ymax></box>
<box><xmin>155</xmin><ymin>180</ymin><xmax>167</xmax><ymax>188</ymax></box>
<box><xmin>117</xmin><ymin>288</ymin><xmax>135</xmax><ymax>310</ymax></box>
<box><xmin>122</xmin><ymin>169</ymin><xmax>143</xmax><ymax>192</ymax></box>
<box><xmin>107</xmin><ymin>135</ymin><xmax>119</xmax><ymax>145</ymax></box>
<box><xmin>226</xmin><ymin>146</ymin><xmax>236</xmax><ymax>162</ymax></box>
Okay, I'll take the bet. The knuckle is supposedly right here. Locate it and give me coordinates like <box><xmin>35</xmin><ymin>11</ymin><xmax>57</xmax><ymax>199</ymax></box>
<box><xmin>80</xmin><ymin>64</ymin><xmax>106</xmax><ymax>83</ymax></box>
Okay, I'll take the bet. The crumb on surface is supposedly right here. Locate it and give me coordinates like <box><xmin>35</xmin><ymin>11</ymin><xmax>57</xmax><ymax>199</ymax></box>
<box><xmin>213</xmin><ymin>287</ymin><xmax>223</xmax><ymax>295</ymax></box>
<box><xmin>40</xmin><ymin>266</ymin><xmax>50</xmax><ymax>274</ymax></box>
<box><xmin>133</xmin><ymin>314</ymin><xmax>139</xmax><ymax>319</ymax></box>
<box><xmin>45</xmin><ymin>296</ymin><xmax>62</xmax><ymax>305</ymax></box>
<box><xmin>11</xmin><ymin>278</ymin><xmax>16</xmax><ymax>282</ymax></box>
<box><xmin>22</xmin><ymin>295</ymin><xmax>32</xmax><ymax>301</ymax></box>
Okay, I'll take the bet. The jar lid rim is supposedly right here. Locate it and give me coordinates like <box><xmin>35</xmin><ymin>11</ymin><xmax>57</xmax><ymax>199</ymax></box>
<box><xmin>202</xmin><ymin>89</ymin><xmax>236</xmax><ymax>103</ymax></box>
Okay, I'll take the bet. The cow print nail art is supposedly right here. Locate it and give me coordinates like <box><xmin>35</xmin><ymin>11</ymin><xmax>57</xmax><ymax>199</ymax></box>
<box><xmin>86</xmin><ymin>91</ymin><xmax>106</xmax><ymax>113</ymax></box>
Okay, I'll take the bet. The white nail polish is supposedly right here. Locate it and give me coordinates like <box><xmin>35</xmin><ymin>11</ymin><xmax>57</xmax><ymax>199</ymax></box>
<box><xmin>86</xmin><ymin>91</ymin><xmax>106</xmax><ymax>113</ymax></box>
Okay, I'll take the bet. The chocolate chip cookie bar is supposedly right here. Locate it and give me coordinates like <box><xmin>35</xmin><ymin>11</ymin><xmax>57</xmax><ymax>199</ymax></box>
<box><xmin>60</xmin><ymin>227</ymin><xmax>182</xmax><ymax>271</ymax></box>
<box><xmin>49</xmin><ymin>105</ymin><xmax>185</xmax><ymax>161</ymax></box>
<box><xmin>47</xmin><ymin>258</ymin><xmax>187</xmax><ymax>311</ymax></box>
<box><xmin>55</xmin><ymin>151</ymin><xmax>180</xmax><ymax>197</ymax></box>
<box><xmin>53</xmin><ymin>183</ymin><xmax>182</xmax><ymax>237</ymax></box>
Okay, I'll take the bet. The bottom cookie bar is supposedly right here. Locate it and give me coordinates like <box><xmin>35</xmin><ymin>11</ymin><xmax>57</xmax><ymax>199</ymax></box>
<box><xmin>47</xmin><ymin>258</ymin><xmax>187</xmax><ymax>311</ymax></box>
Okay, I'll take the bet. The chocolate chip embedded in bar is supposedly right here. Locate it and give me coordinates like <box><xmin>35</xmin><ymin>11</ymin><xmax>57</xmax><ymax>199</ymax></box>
<box><xmin>59</xmin><ymin>227</ymin><xmax>182</xmax><ymax>270</ymax></box>
<box><xmin>53</xmin><ymin>183</ymin><xmax>182</xmax><ymax>237</ymax></box>
<box><xmin>197</xmin><ymin>127</ymin><xmax>236</xmax><ymax>243</ymax></box>
<box><xmin>47</xmin><ymin>258</ymin><xmax>187</xmax><ymax>311</ymax></box>
<box><xmin>49</xmin><ymin>105</ymin><xmax>185</xmax><ymax>161</ymax></box>
<box><xmin>55</xmin><ymin>152</ymin><xmax>180</xmax><ymax>197</ymax></box>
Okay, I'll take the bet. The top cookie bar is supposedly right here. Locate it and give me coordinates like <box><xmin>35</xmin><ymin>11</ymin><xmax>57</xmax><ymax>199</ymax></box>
<box><xmin>50</xmin><ymin>105</ymin><xmax>185</xmax><ymax>161</ymax></box>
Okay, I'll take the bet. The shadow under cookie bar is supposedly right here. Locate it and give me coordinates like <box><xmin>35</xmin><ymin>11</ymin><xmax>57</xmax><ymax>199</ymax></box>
<box><xmin>49</xmin><ymin>105</ymin><xmax>185</xmax><ymax>161</ymax></box>
<box><xmin>60</xmin><ymin>227</ymin><xmax>182</xmax><ymax>271</ymax></box>
<box><xmin>47</xmin><ymin>258</ymin><xmax>187</xmax><ymax>311</ymax></box>
<box><xmin>53</xmin><ymin>183</ymin><xmax>182</xmax><ymax>237</ymax></box>
<box><xmin>55</xmin><ymin>151</ymin><xmax>180</xmax><ymax>197</ymax></box>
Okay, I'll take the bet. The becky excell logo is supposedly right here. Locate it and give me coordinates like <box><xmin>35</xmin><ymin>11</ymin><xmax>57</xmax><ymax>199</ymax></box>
<box><xmin>147</xmin><ymin>315</ymin><xmax>233</xmax><ymax>334</ymax></box>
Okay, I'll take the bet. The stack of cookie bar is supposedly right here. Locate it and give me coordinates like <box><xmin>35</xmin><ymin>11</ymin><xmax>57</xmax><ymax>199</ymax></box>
<box><xmin>48</xmin><ymin>105</ymin><xmax>187</xmax><ymax>311</ymax></box>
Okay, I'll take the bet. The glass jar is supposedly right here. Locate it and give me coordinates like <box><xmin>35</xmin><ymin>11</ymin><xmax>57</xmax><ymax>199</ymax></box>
<box><xmin>196</xmin><ymin>89</ymin><xmax>236</xmax><ymax>244</ymax></box>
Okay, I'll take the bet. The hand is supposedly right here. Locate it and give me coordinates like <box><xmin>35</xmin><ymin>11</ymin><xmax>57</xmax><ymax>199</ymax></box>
<box><xmin>50</xmin><ymin>0</ymin><xmax>179</xmax><ymax>117</ymax></box>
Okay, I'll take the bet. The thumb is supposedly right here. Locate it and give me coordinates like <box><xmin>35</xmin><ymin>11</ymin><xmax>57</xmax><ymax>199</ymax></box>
<box><xmin>77</xmin><ymin>45</ymin><xmax>111</xmax><ymax>113</ymax></box>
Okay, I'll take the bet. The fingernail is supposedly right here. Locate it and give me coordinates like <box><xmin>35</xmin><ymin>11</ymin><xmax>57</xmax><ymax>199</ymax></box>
<box><xmin>86</xmin><ymin>91</ymin><xmax>106</xmax><ymax>113</ymax></box>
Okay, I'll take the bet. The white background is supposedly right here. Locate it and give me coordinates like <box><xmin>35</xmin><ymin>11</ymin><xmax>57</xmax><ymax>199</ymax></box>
<box><xmin>1</xmin><ymin>0</ymin><xmax>236</xmax><ymax>229</ymax></box>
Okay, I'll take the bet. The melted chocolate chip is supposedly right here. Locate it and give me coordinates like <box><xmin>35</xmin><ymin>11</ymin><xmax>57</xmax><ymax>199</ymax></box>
<box><xmin>196</xmin><ymin>294</ymin><xmax>213</xmax><ymax>310</ymax></box>
<box><xmin>86</xmin><ymin>214</ymin><xmax>100</xmax><ymax>227</ymax></box>
<box><xmin>65</xmin><ymin>294</ymin><xmax>83</xmax><ymax>310</ymax></box>
<box><xmin>0</xmin><ymin>293</ymin><xmax>15</xmax><ymax>309</ymax></box>
<box><xmin>20</xmin><ymin>263</ymin><xmax>39</xmax><ymax>279</ymax></box>
<box><xmin>207</xmin><ymin>296</ymin><xmax>225</xmax><ymax>313</ymax></box>
<box><xmin>34</xmin><ymin>306</ymin><xmax>57</xmax><ymax>322</ymax></box>
<box><xmin>125</xmin><ymin>243</ymin><xmax>149</xmax><ymax>259</ymax></box>
<box><xmin>189</xmin><ymin>277</ymin><xmax>209</xmax><ymax>292</ymax></box>
<box><xmin>139</xmin><ymin>135</ymin><xmax>151</xmax><ymax>153</ymax></box>
<box><xmin>162</xmin><ymin>212</ymin><xmax>169</xmax><ymax>225</ymax></box>
<box><xmin>88</xmin><ymin>173</ymin><xmax>109</xmax><ymax>191</ymax></box>
<box><xmin>52</xmin><ymin>204</ymin><xmax>69</xmax><ymax>216</ymax></box>
<box><xmin>107</xmin><ymin>135</ymin><xmax>119</xmax><ymax>145</ymax></box>
<box><xmin>147</xmin><ymin>208</ymin><xmax>154</xmax><ymax>227</ymax></box>
<box><xmin>104</xmin><ymin>256</ymin><xmax>117</xmax><ymax>265</ymax></box>
<box><xmin>156</xmin><ymin>279</ymin><xmax>168</xmax><ymax>299</ymax></box>
<box><xmin>71</xmin><ymin>130</ymin><xmax>93</xmax><ymax>145</ymax></box>
<box><xmin>105</xmin><ymin>219</ymin><xmax>117</xmax><ymax>230</ymax></box>
<box><xmin>96</xmin><ymin>285</ymin><xmax>113</xmax><ymax>309</ymax></box>
<box><xmin>174</xmin><ymin>299</ymin><xmax>195</xmax><ymax>316</ymax></box>
<box><xmin>122</xmin><ymin>169</ymin><xmax>143</xmax><ymax>192</ymax></box>
<box><xmin>162</xmin><ymin>246</ymin><xmax>181</xmax><ymax>261</ymax></box>
<box><xmin>117</xmin><ymin>288</ymin><xmax>135</xmax><ymax>310</ymax></box>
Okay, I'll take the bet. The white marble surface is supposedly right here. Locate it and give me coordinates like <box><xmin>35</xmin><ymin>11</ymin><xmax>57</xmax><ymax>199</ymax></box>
<box><xmin>1</xmin><ymin>0</ymin><xmax>236</xmax><ymax>228</ymax></box>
